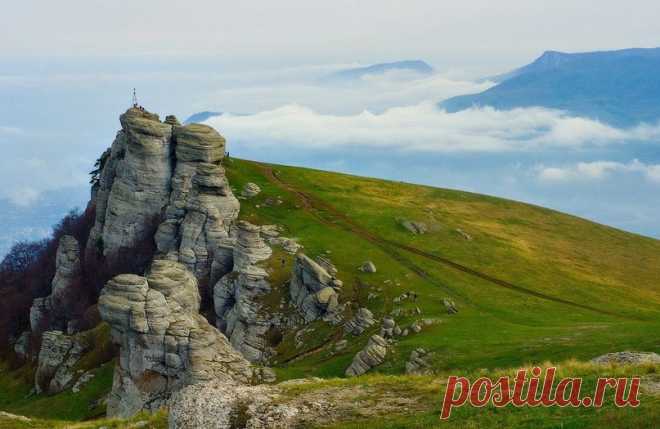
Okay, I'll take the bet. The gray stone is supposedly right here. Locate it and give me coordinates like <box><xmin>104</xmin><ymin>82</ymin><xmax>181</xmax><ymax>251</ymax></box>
<box><xmin>213</xmin><ymin>221</ymin><xmax>275</xmax><ymax>363</ymax></box>
<box><xmin>289</xmin><ymin>254</ymin><xmax>342</xmax><ymax>323</ymax></box>
<box><xmin>345</xmin><ymin>335</ymin><xmax>388</xmax><ymax>377</ymax></box>
<box><xmin>242</xmin><ymin>182</ymin><xmax>261</xmax><ymax>198</ymax></box>
<box><xmin>359</xmin><ymin>261</ymin><xmax>377</xmax><ymax>273</ymax></box>
<box><xmin>35</xmin><ymin>330</ymin><xmax>88</xmax><ymax>394</ymax></box>
<box><xmin>344</xmin><ymin>308</ymin><xmax>376</xmax><ymax>336</ymax></box>
<box><xmin>98</xmin><ymin>260</ymin><xmax>255</xmax><ymax>418</ymax></box>
<box><xmin>443</xmin><ymin>298</ymin><xmax>458</xmax><ymax>314</ymax></box>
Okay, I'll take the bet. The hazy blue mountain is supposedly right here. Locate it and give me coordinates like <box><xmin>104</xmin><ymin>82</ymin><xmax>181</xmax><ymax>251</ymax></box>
<box><xmin>184</xmin><ymin>111</ymin><xmax>222</xmax><ymax>124</ymax></box>
<box><xmin>325</xmin><ymin>60</ymin><xmax>433</xmax><ymax>81</ymax></box>
<box><xmin>441</xmin><ymin>48</ymin><xmax>660</xmax><ymax>127</ymax></box>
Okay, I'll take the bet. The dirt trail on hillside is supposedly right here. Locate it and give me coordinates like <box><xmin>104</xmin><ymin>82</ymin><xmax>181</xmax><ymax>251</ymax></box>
<box><xmin>259</xmin><ymin>164</ymin><xmax>635</xmax><ymax>320</ymax></box>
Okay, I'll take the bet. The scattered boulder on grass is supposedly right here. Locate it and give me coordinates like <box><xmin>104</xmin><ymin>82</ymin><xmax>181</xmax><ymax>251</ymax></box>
<box><xmin>591</xmin><ymin>351</ymin><xmax>660</xmax><ymax>365</ymax></box>
<box><xmin>241</xmin><ymin>182</ymin><xmax>261</xmax><ymax>198</ymax></box>
<box><xmin>359</xmin><ymin>261</ymin><xmax>377</xmax><ymax>273</ymax></box>
<box><xmin>345</xmin><ymin>335</ymin><xmax>388</xmax><ymax>377</ymax></box>
<box><xmin>380</xmin><ymin>317</ymin><xmax>396</xmax><ymax>338</ymax></box>
<box><xmin>405</xmin><ymin>348</ymin><xmax>432</xmax><ymax>374</ymax></box>
<box><xmin>344</xmin><ymin>308</ymin><xmax>376</xmax><ymax>336</ymax></box>
<box><xmin>398</xmin><ymin>218</ymin><xmax>428</xmax><ymax>235</ymax></box>
<box><xmin>455</xmin><ymin>228</ymin><xmax>472</xmax><ymax>241</ymax></box>
<box><xmin>443</xmin><ymin>298</ymin><xmax>458</xmax><ymax>314</ymax></box>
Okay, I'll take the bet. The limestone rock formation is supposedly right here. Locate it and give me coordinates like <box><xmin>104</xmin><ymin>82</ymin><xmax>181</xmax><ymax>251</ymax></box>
<box><xmin>88</xmin><ymin>108</ymin><xmax>174</xmax><ymax>257</ymax></box>
<box><xmin>213</xmin><ymin>221</ymin><xmax>276</xmax><ymax>363</ymax></box>
<box><xmin>344</xmin><ymin>307</ymin><xmax>375</xmax><ymax>336</ymax></box>
<box><xmin>98</xmin><ymin>260</ymin><xmax>255</xmax><ymax>418</ymax></box>
<box><xmin>289</xmin><ymin>254</ymin><xmax>343</xmax><ymax>323</ymax></box>
<box><xmin>87</xmin><ymin>108</ymin><xmax>239</xmax><ymax>292</ymax></box>
<box><xmin>35</xmin><ymin>330</ymin><xmax>88</xmax><ymax>394</ymax></box>
<box><xmin>29</xmin><ymin>235</ymin><xmax>83</xmax><ymax>333</ymax></box>
<box><xmin>155</xmin><ymin>125</ymin><xmax>239</xmax><ymax>286</ymax></box>
<box><xmin>345</xmin><ymin>334</ymin><xmax>388</xmax><ymax>377</ymax></box>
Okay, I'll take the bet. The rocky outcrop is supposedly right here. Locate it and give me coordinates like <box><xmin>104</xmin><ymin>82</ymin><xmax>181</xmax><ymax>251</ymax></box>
<box><xmin>98</xmin><ymin>260</ymin><xmax>255</xmax><ymax>418</ymax></box>
<box><xmin>213</xmin><ymin>221</ymin><xmax>275</xmax><ymax>363</ymax></box>
<box><xmin>13</xmin><ymin>331</ymin><xmax>31</xmax><ymax>361</ymax></box>
<box><xmin>345</xmin><ymin>335</ymin><xmax>388</xmax><ymax>377</ymax></box>
<box><xmin>35</xmin><ymin>330</ymin><xmax>88</xmax><ymax>394</ymax></box>
<box><xmin>29</xmin><ymin>235</ymin><xmax>83</xmax><ymax>334</ymax></box>
<box><xmin>289</xmin><ymin>254</ymin><xmax>343</xmax><ymax>323</ymax></box>
<box><xmin>344</xmin><ymin>308</ymin><xmax>375</xmax><ymax>336</ymax></box>
<box><xmin>88</xmin><ymin>108</ymin><xmax>174</xmax><ymax>257</ymax></box>
<box><xmin>591</xmin><ymin>351</ymin><xmax>660</xmax><ymax>365</ymax></box>
<box><xmin>155</xmin><ymin>125</ymin><xmax>239</xmax><ymax>287</ymax></box>
<box><xmin>87</xmin><ymin>108</ymin><xmax>239</xmax><ymax>292</ymax></box>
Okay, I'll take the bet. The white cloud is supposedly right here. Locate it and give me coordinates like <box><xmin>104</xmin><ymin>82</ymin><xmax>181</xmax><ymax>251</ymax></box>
<box><xmin>206</xmin><ymin>102</ymin><xmax>659</xmax><ymax>153</ymax></box>
<box><xmin>0</xmin><ymin>126</ymin><xmax>22</xmax><ymax>136</ymax></box>
<box><xmin>536</xmin><ymin>160</ymin><xmax>660</xmax><ymax>184</ymax></box>
<box><xmin>6</xmin><ymin>186</ymin><xmax>40</xmax><ymax>207</ymax></box>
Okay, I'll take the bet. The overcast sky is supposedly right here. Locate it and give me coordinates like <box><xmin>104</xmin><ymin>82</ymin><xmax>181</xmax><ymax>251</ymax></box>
<box><xmin>1</xmin><ymin>1</ymin><xmax>660</xmax><ymax>254</ymax></box>
<box><xmin>4</xmin><ymin>1</ymin><xmax>660</xmax><ymax>73</ymax></box>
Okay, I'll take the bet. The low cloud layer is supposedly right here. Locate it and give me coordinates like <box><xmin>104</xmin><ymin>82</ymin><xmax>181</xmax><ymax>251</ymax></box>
<box><xmin>537</xmin><ymin>160</ymin><xmax>660</xmax><ymax>183</ymax></box>
<box><xmin>206</xmin><ymin>103</ymin><xmax>660</xmax><ymax>153</ymax></box>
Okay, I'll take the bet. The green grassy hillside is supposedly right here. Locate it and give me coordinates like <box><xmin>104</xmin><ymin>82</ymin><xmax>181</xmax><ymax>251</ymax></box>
<box><xmin>226</xmin><ymin>158</ymin><xmax>660</xmax><ymax>378</ymax></box>
<box><xmin>2</xmin><ymin>158</ymin><xmax>658</xmax><ymax>427</ymax></box>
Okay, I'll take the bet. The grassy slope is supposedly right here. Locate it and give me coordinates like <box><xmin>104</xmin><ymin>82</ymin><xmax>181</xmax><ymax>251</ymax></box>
<box><xmin>225</xmin><ymin>158</ymin><xmax>660</xmax><ymax>379</ymax></box>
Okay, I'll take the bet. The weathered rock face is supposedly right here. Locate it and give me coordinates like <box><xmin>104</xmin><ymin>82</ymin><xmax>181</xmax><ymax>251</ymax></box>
<box><xmin>289</xmin><ymin>254</ymin><xmax>343</xmax><ymax>323</ymax></box>
<box><xmin>98</xmin><ymin>260</ymin><xmax>255</xmax><ymax>418</ymax></box>
<box><xmin>213</xmin><ymin>221</ymin><xmax>275</xmax><ymax>363</ymax></box>
<box><xmin>344</xmin><ymin>308</ymin><xmax>375</xmax><ymax>336</ymax></box>
<box><xmin>35</xmin><ymin>330</ymin><xmax>88</xmax><ymax>394</ymax></box>
<box><xmin>154</xmin><ymin>125</ymin><xmax>239</xmax><ymax>289</ymax></box>
<box><xmin>13</xmin><ymin>331</ymin><xmax>31</xmax><ymax>361</ymax></box>
<box><xmin>88</xmin><ymin>108</ymin><xmax>174</xmax><ymax>257</ymax></box>
<box><xmin>29</xmin><ymin>235</ymin><xmax>83</xmax><ymax>334</ymax></box>
<box><xmin>345</xmin><ymin>335</ymin><xmax>388</xmax><ymax>377</ymax></box>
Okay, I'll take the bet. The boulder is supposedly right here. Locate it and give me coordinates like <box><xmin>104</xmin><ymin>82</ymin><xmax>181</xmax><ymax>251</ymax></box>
<box><xmin>345</xmin><ymin>335</ymin><xmax>388</xmax><ymax>377</ymax></box>
<box><xmin>99</xmin><ymin>260</ymin><xmax>255</xmax><ymax>418</ymax></box>
<box><xmin>35</xmin><ymin>330</ymin><xmax>88</xmax><ymax>394</ymax></box>
<box><xmin>443</xmin><ymin>298</ymin><xmax>458</xmax><ymax>314</ymax></box>
<box><xmin>405</xmin><ymin>348</ymin><xmax>432</xmax><ymax>374</ymax></box>
<box><xmin>359</xmin><ymin>261</ymin><xmax>377</xmax><ymax>273</ymax></box>
<box><xmin>344</xmin><ymin>308</ymin><xmax>376</xmax><ymax>336</ymax></box>
<box><xmin>289</xmin><ymin>254</ymin><xmax>342</xmax><ymax>323</ymax></box>
<box><xmin>242</xmin><ymin>182</ymin><xmax>261</xmax><ymax>198</ymax></box>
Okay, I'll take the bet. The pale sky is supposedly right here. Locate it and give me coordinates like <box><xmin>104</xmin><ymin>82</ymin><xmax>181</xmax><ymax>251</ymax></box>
<box><xmin>4</xmin><ymin>0</ymin><xmax>660</xmax><ymax>71</ymax></box>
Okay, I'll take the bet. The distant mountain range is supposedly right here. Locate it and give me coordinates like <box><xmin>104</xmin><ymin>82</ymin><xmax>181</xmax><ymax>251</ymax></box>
<box><xmin>324</xmin><ymin>60</ymin><xmax>433</xmax><ymax>81</ymax></box>
<box><xmin>441</xmin><ymin>48</ymin><xmax>660</xmax><ymax>127</ymax></box>
<box><xmin>184</xmin><ymin>111</ymin><xmax>222</xmax><ymax>124</ymax></box>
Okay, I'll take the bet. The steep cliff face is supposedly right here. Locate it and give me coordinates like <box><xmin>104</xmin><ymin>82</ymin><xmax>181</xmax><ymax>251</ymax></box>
<box><xmin>87</xmin><ymin>108</ymin><xmax>174</xmax><ymax>258</ymax></box>
<box><xmin>98</xmin><ymin>260</ymin><xmax>255</xmax><ymax>418</ymax></box>
<box><xmin>213</xmin><ymin>221</ymin><xmax>274</xmax><ymax>363</ymax></box>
